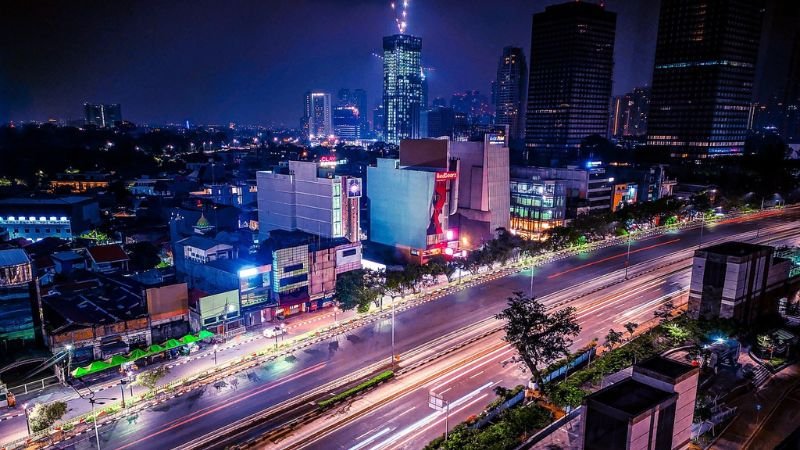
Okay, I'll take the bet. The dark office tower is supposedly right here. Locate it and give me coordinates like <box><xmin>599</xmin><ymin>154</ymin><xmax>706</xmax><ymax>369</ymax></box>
<box><xmin>610</xmin><ymin>87</ymin><xmax>650</xmax><ymax>138</ymax></box>
<box><xmin>373</xmin><ymin>105</ymin><xmax>385</xmax><ymax>141</ymax></box>
<box><xmin>84</xmin><ymin>103</ymin><xmax>122</xmax><ymax>127</ymax></box>
<box><xmin>524</xmin><ymin>2</ymin><xmax>616</xmax><ymax>164</ymax></box>
<box><xmin>338</xmin><ymin>88</ymin><xmax>369</xmax><ymax>136</ymax></box>
<box><xmin>647</xmin><ymin>0</ymin><xmax>763</xmax><ymax>159</ymax></box>
<box><xmin>494</xmin><ymin>47</ymin><xmax>528</xmax><ymax>141</ymax></box>
<box><xmin>383</xmin><ymin>34</ymin><xmax>423</xmax><ymax>144</ymax></box>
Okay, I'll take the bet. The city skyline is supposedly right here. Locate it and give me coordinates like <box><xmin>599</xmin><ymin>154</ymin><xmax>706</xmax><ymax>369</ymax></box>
<box><xmin>2</xmin><ymin>0</ymin><xmax>665</xmax><ymax>126</ymax></box>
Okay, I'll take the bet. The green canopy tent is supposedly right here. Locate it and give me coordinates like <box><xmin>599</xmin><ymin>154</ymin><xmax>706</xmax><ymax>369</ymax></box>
<box><xmin>107</xmin><ymin>355</ymin><xmax>128</xmax><ymax>367</ymax></box>
<box><xmin>72</xmin><ymin>366</ymin><xmax>90</xmax><ymax>378</ymax></box>
<box><xmin>127</xmin><ymin>348</ymin><xmax>148</xmax><ymax>361</ymax></box>
<box><xmin>197</xmin><ymin>330</ymin><xmax>215</xmax><ymax>340</ymax></box>
<box><xmin>73</xmin><ymin>360</ymin><xmax>113</xmax><ymax>378</ymax></box>
<box><xmin>147</xmin><ymin>344</ymin><xmax>165</xmax><ymax>355</ymax></box>
<box><xmin>180</xmin><ymin>334</ymin><xmax>200</xmax><ymax>344</ymax></box>
<box><xmin>163</xmin><ymin>339</ymin><xmax>183</xmax><ymax>350</ymax></box>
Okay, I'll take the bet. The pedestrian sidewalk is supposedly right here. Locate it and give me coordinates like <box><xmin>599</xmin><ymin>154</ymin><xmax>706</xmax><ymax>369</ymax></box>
<box><xmin>712</xmin><ymin>363</ymin><xmax>800</xmax><ymax>449</ymax></box>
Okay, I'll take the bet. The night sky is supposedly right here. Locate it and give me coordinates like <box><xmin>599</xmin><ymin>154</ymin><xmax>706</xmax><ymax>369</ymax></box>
<box><xmin>0</xmin><ymin>0</ymin><xmax>794</xmax><ymax>126</ymax></box>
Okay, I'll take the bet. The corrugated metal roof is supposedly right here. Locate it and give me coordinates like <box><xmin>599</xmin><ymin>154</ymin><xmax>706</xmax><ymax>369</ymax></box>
<box><xmin>0</xmin><ymin>249</ymin><xmax>30</xmax><ymax>267</ymax></box>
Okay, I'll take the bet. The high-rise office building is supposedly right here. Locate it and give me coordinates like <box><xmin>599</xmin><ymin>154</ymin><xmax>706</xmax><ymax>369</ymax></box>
<box><xmin>84</xmin><ymin>103</ymin><xmax>122</xmax><ymax>128</ymax></box>
<box><xmin>421</xmin><ymin>106</ymin><xmax>456</xmax><ymax>139</ymax></box>
<box><xmin>333</xmin><ymin>106</ymin><xmax>361</xmax><ymax>142</ymax></box>
<box><xmin>303</xmin><ymin>92</ymin><xmax>333</xmax><ymax>143</ymax></box>
<box><xmin>494</xmin><ymin>47</ymin><xmax>528</xmax><ymax>141</ymax></box>
<box><xmin>450</xmin><ymin>91</ymin><xmax>492</xmax><ymax>126</ymax></box>
<box><xmin>337</xmin><ymin>88</ymin><xmax>368</xmax><ymax>136</ymax></box>
<box><xmin>383</xmin><ymin>34</ymin><xmax>423</xmax><ymax>144</ymax></box>
<box><xmin>524</xmin><ymin>2</ymin><xmax>616</xmax><ymax>163</ymax></box>
<box><xmin>610</xmin><ymin>87</ymin><xmax>650</xmax><ymax>138</ymax></box>
<box><xmin>647</xmin><ymin>0</ymin><xmax>763</xmax><ymax>159</ymax></box>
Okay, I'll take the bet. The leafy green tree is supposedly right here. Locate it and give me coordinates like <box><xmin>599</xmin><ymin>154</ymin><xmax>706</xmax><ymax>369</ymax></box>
<box><xmin>623</xmin><ymin>321</ymin><xmax>639</xmax><ymax>340</ymax></box>
<box><xmin>496</xmin><ymin>291</ymin><xmax>581</xmax><ymax>393</ymax></box>
<box><xmin>28</xmin><ymin>401</ymin><xmax>68</xmax><ymax>432</ymax></box>
<box><xmin>135</xmin><ymin>366</ymin><xmax>170</xmax><ymax>392</ymax></box>
<box><xmin>603</xmin><ymin>329</ymin><xmax>624</xmax><ymax>352</ymax></box>
<box><xmin>334</xmin><ymin>269</ymin><xmax>379</xmax><ymax>313</ymax></box>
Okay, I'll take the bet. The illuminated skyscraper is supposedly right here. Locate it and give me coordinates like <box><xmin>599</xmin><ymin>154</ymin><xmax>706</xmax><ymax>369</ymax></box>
<box><xmin>493</xmin><ymin>46</ymin><xmax>527</xmax><ymax>141</ymax></box>
<box><xmin>647</xmin><ymin>0</ymin><xmax>763</xmax><ymax>159</ymax></box>
<box><xmin>611</xmin><ymin>87</ymin><xmax>650</xmax><ymax>138</ymax></box>
<box><xmin>382</xmin><ymin>34</ymin><xmax>423</xmax><ymax>144</ymax></box>
<box><xmin>524</xmin><ymin>2</ymin><xmax>616</xmax><ymax>163</ymax></box>
<box><xmin>303</xmin><ymin>92</ymin><xmax>332</xmax><ymax>143</ymax></box>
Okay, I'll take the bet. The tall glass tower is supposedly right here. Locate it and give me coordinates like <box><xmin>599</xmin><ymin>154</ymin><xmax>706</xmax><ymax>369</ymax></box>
<box><xmin>493</xmin><ymin>46</ymin><xmax>527</xmax><ymax>142</ymax></box>
<box><xmin>383</xmin><ymin>34</ymin><xmax>423</xmax><ymax>144</ymax></box>
<box><xmin>524</xmin><ymin>2</ymin><xmax>616</xmax><ymax>164</ymax></box>
<box><xmin>646</xmin><ymin>0</ymin><xmax>762</xmax><ymax>159</ymax></box>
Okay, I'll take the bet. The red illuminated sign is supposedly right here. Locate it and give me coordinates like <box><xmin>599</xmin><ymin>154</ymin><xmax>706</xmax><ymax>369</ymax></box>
<box><xmin>435</xmin><ymin>171</ymin><xmax>457</xmax><ymax>181</ymax></box>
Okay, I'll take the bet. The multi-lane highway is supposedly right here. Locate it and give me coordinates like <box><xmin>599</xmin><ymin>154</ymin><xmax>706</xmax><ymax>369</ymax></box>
<box><xmin>35</xmin><ymin>210</ymin><xmax>800</xmax><ymax>450</ymax></box>
<box><xmin>275</xmin><ymin>217</ymin><xmax>800</xmax><ymax>450</ymax></box>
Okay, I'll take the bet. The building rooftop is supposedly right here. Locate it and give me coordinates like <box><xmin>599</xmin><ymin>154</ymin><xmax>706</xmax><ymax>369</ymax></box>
<box><xmin>700</xmin><ymin>241</ymin><xmax>773</xmax><ymax>258</ymax></box>
<box><xmin>634</xmin><ymin>356</ymin><xmax>697</xmax><ymax>382</ymax></box>
<box><xmin>178</xmin><ymin>235</ymin><xmax>228</xmax><ymax>251</ymax></box>
<box><xmin>87</xmin><ymin>244</ymin><xmax>129</xmax><ymax>263</ymax></box>
<box><xmin>0</xmin><ymin>196</ymin><xmax>94</xmax><ymax>206</ymax></box>
<box><xmin>0</xmin><ymin>249</ymin><xmax>30</xmax><ymax>267</ymax></box>
<box><xmin>586</xmin><ymin>378</ymin><xmax>675</xmax><ymax>417</ymax></box>
<box><xmin>51</xmin><ymin>250</ymin><xmax>85</xmax><ymax>262</ymax></box>
<box><xmin>205</xmin><ymin>257</ymin><xmax>262</xmax><ymax>274</ymax></box>
<box><xmin>42</xmin><ymin>274</ymin><xmax>148</xmax><ymax>333</ymax></box>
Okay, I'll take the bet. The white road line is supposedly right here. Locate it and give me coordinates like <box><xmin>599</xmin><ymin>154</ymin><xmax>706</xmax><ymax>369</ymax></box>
<box><xmin>349</xmin><ymin>427</ymin><xmax>394</xmax><ymax>450</ymax></box>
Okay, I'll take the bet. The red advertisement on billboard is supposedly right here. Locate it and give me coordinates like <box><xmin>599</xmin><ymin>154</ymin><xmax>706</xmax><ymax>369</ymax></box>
<box><xmin>427</xmin><ymin>175</ymin><xmax>451</xmax><ymax>236</ymax></box>
<box><xmin>435</xmin><ymin>171</ymin><xmax>457</xmax><ymax>181</ymax></box>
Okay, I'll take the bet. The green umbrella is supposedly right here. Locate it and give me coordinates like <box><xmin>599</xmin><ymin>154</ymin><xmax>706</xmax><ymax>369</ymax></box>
<box><xmin>180</xmin><ymin>334</ymin><xmax>200</xmax><ymax>344</ymax></box>
<box><xmin>127</xmin><ymin>348</ymin><xmax>148</xmax><ymax>361</ymax></box>
<box><xmin>147</xmin><ymin>344</ymin><xmax>165</xmax><ymax>354</ymax></box>
<box><xmin>163</xmin><ymin>339</ymin><xmax>182</xmax><ymax>350</ymax></box>
<box><xmin>197</xmin><ymin>330</ymin><xmax>215</xmax><ymax>340</ymax></box>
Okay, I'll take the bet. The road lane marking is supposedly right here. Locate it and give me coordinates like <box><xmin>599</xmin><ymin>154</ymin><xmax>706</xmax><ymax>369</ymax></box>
<box><xmin>547</xmin><ymin>238</ymin><xmax>681</xmax><ymax>279</ymax></box>
<box><xmin>113</xmin><ymin>362</ymin><xmax>327</xmax><ymax>450</ymax></box>
<box><xmin>349</xmin><ymin>427</ymin><xmax>394</xmax><ymax>450</ymax></box>
<box><xmin>371</xmin><ymin>381</ymin><xmax>495</xmax><ymax>450</ymax></box>
<box><xmin>428</xmin><ymin>347</ymin><xmax>513</xmax><ymax>394</ymax></box>
<box><xmin>469</xmin><ymin>370</ymin><xmax>485</xmax><ymax>379</ymax></box>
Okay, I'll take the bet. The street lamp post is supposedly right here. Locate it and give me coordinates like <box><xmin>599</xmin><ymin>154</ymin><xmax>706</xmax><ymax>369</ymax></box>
<box><xmin>529</xmin><ymin>269</ymin><xmax>535</xmax><ymax>298</ymax></box>
<box><xmin>273</xmin><ymin>326</ymin><xmax>280</xmax><ymax>349</ymax></box>
<box><xmin>624</xmin><ymin>234</ymin><xmax>633</xmax><ymax>279</ymax></box>
<box><xmin>698</xmin><ymin>213</ymin><xmax>705</xmax><ymax>248</ymax></box>
<box><xmin>119</xmin><ymin>381</ymin><xmax>126</xmax><ymax>408</ymax></box>
<box><xmin>65</xmin><ymin>344</ymin><xmax>73</xmax><ymax>378</ymax></box>
<box><xmin>391</xmin><ymin>296</ymin><xmax>396</xmax><ymax>369</ymax></box>
<box><xmin>22</xmin><ymin>403</ymin><xmax>30</xmax><ymax>436</ymax></box>
<box><xmin>88</xmin><ymin>396</ymin><xmax>116</xmax><ymax>450</ymax></box>
<box><xmin>213</xmin><ymin>344</ymin><xmax>219</xmax><ymax>365</ymax></box>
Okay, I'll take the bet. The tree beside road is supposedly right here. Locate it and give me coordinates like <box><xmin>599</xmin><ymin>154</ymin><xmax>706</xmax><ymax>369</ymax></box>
<box><xmin>496</xmin><ymin>291</ymin><xmax>581</xmax><ymax>393</ymax></box>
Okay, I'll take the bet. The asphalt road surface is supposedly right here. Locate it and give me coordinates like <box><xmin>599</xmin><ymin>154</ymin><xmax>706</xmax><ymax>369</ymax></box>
<box><xmin>43</xmin><ymin>211</ymin><xmax>800</xmax><ymax>450</ymax></box>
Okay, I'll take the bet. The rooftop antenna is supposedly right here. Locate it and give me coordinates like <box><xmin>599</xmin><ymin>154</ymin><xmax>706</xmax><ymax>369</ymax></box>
<box><xmin>390</xmin><ymin>0</ymin><xmax>409</xmax><ymax>34</ymax></box>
